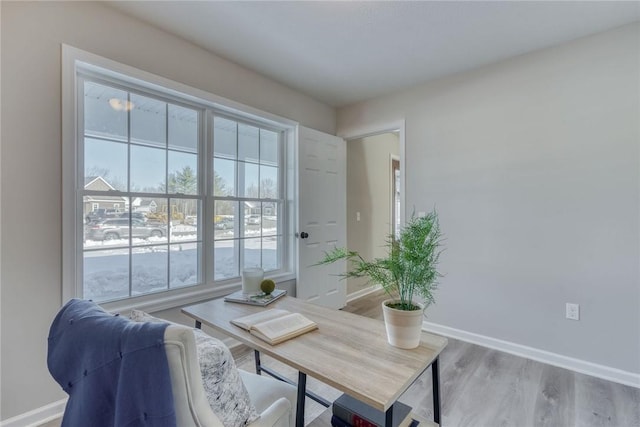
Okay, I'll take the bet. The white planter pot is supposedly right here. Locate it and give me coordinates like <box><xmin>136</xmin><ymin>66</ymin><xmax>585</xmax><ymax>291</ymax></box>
<box><xmin>382</xmin><ymin>299</ymin><xmax>425</xmax><ymax>349</ymax></box>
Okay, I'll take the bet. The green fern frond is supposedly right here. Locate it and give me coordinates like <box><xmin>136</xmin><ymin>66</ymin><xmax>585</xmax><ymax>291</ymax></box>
<box><xmin>316</xmin><ymin>210</ymin><xmax>444</xmax><ymax>310</ymax></box>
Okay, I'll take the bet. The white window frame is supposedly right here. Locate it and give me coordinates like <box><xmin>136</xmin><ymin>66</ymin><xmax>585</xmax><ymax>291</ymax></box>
<box><xmin>62</xmin><ymin>45</ymin><xmax>298</xmax><ymax>313</ymax></box>
<box><xmin>210</xmin><ymin>112</ymin><xmax>287</xmax><ymax>282</ymax></box>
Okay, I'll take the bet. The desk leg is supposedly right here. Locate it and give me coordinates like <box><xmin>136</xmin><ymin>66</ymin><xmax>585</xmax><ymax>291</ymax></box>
<box><xmin>259</xmin><ymin>363</ymin><xmax>331</xmax><ymax>408</ymax></box>
<box><xmin>194</xmin><ymin>320</ymin><xmax>202</xmax><ymax>329</ymax></box>
<box><xmin>385</xmin><ymin>405</ymin><xmax>393</xmax><ymax>427</ymax></box>
<box><xmin>296</xmin><ymin>372</ymin><xmax>306</xmax><ymax>427</ymax></box>
<box><xmin>254</xmin><ymin>350</ymin><xmax>262</xmax><ymax>375</ymax></box>
<box><xmin>432</xmin><ymin>356</ymin><xmax>441</xmax><ymax>425</ymax></box>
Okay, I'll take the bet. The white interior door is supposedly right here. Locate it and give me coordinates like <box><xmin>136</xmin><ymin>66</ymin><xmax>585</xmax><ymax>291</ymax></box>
<box><xmin>296</xmin><ymin>126</ymin><xmax>347</xmax><ymax>309</ymax></box>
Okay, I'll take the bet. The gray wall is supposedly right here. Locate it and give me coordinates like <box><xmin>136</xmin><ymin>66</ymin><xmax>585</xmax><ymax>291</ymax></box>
<box><xmin>346</xmin><ymin>133</ymin><xmax>399</xmax><ymax>294</ymax></box>
<box><xmin>0</xmin><ymin>2</ymin><xmax>333</xmax><ymax>420</ymax></box>
<box><xmin>338</xmin><ymin>23</ymin><xmax>640</xmax><ymax>374</ymax></box>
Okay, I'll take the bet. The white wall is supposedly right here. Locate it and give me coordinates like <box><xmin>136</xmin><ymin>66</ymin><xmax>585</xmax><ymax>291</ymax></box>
<box><xmin>338</xmin><ymin>24</ymin><xmax>640</xmax><ymax>376</ymax></box>
<box><xmin>0</xmin><ymin>1</ymin><xmax>334</xmax><ymax>420</ymax></box>
<box><xmin>346</xmin><ymin>133</ymin><xmax>399</xmax><ymax>294</ymax></box>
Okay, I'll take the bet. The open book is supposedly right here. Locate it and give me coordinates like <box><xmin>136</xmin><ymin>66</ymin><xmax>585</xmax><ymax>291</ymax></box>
<box><xmin>230</xmin><ymin>309</ymin><xmax>318</xmax><ymax>345</ymax></box>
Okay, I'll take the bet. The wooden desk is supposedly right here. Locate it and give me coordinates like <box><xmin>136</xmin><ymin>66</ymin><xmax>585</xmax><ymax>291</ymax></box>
<box><xmin>182</xmin><ymin>297</ymin><xmax>447</xmax><ymax>427</ymax></box>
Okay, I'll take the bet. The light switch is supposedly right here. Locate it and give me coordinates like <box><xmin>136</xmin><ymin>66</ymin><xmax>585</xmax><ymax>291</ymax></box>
<box><xmin>356</xmin><ymin>212</ymin><xmax>361</xmax><ymax>221</ymax></box>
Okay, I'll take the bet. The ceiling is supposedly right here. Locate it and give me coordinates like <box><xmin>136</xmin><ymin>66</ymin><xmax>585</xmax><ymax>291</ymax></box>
<box><xmin>108</xmin><ymin>1</ymin><xmax>640</xmax><ymax>107</ymax></box>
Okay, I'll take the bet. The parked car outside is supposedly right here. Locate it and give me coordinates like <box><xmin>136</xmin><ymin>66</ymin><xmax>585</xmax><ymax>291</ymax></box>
<box><xmin>86</xmin><ymin>208</ymin><xmax>122</xmax><ymax>223</ymax></box>
<box><xmin>85</xmin><ymin>218</ymin><xmax>166</xmax><ymax>241</ymax></box>
<box><xmin>214</xmin><ymin>216</ymin><xmax>234</xmax><ymax>230</ymax></box>
<box><xmin>245</xmin><ymin>215</ymin><xmax>261</xmax><ymax>225</ymax></box>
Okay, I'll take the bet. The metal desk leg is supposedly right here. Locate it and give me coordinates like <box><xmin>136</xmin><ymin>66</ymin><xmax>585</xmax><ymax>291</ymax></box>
<box><xmin>254</xmin><ymin>350</ymin><xmax>262</xmax><ymax>375</ymax></box>
<box><xmin>194</xmin><ymin>320</ymin><xmax>202</xmax><ymax>329</ymax></box>
<box><xmin>432</xmin><ymin>356</ymin><xmax>441</xmax><ymax>425</ymax></box>
<box><xmin>258</xmin><ymin>362</ymin><xmax>331</xmax><ymax>408</ymax></box>
<box><xmin>385</xmin><ymin>404</ymin><xmax>394</xmax><ymax>427</ymax></box>
<box><xmin>296</xmin><ymin>372</ymin><xmax>307</xmax><ymax>427</ymax></box>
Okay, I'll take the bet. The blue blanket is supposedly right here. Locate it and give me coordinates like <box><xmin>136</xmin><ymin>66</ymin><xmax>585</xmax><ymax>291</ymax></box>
<box><xmin>47</xmin><ymin>299</ymin><xmax>176</xmax><ymax>427</ymax></box>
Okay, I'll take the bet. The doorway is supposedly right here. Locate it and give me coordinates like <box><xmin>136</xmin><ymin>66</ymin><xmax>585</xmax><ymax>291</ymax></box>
<box><xmin>391</xmin><ymin>157</ymin><xmax>401</xmax><ymax>240</ymax></box>
<box><xmin>345</xmin><ymin>131</ymin><xmax>401</xmax><ymax>295</ymax></box>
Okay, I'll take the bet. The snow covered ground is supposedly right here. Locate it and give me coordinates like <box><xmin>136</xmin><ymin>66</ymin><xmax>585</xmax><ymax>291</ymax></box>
<box><xmin>83</xmin><ymin>225</ymin><xmax>279</xmax><ymax>302</ymax></box>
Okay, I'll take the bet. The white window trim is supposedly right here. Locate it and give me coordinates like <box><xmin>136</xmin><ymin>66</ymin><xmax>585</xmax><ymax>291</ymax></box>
<box><xmin>62</xmin><ymin>45</ymin><xmax>298</xmax><ymax>313</ymax></box>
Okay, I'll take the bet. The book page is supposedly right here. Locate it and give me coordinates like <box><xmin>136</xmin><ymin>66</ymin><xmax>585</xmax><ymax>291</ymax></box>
<box><xmin>230</xmin><ymin>309</ymin><xmax>290</xmax><ymax>331</ymax></box>
<box><xmin>250</xmin><ymin>313</ymin><xmax>318</xmax><ymax>345</ymax></box>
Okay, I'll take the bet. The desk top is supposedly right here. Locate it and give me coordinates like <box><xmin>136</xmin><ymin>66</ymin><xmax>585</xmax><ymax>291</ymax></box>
<box><xmin>182</xmin><ymin>296</ymin><xmax>447</xmax><ymax>412</ymax></box>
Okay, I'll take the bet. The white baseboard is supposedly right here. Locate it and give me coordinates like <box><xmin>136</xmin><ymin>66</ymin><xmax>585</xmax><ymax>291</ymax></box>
<box><xmin>346</xmin><ymin>285</ymin><xmax>382</xmax><ymax>303</ymax></box>
<box><xmin>1</xmin><ymin>398</ymin><xmax>66</xmax><ymax>427</ymax></box>
<box><xmin>423</xmin><ymin>321</ymin><xmax>640</xmax><ymax>389</ymax></box>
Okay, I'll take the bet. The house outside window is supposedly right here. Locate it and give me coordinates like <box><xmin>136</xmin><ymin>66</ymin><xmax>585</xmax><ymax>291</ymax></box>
<box><xmin>65</xmin><ymin>50</ymin><xmax>293</xmax><ymax>307</ymax></box>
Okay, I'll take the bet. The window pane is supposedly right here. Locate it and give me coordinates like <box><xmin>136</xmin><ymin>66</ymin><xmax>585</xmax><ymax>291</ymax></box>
<box><xmin>130</xmin><ymin>145</ymin><xmax>166</xmax><ymax>193</ymax></box>
<box><xmin>243</xmin><ymin>202</ymin><xmax>260</xmax><ymax>238</ymax></box>
<box><xmin>168</xmin><ymin>152</ymin><xmax>198</xmax><ymax>195</ymax></box>
<box><xmin>168</xmin><ymin>104</ymin><xmax>198</xmax><ymax>152</ymax></box>
<box><xmin>132</xmin><ymin>245</ymin><xmax>168</xmax><ymax>296</ymax></box>
<box><xmin>170</xmin><ymin>242</ymin><xmax>199</xmax><ymax>288</ymax></box>
<box><xmin>262</xmin><ymin>202</ymin><xmax>278</xmax><ymax>236</ymax></box>
<box><xmin>130</xmin><ymin>94</ymin><xmax>166</xmax><ymax>147</ymax></box>
<box><xmin>134</xmin><ymin>218</ymin><xmax>167</xmax><ymax>246</ymax></box>
<box><xmin>84</xmin><ymin>81</ymin><xmax>128</xmax><ymax>141</ymax></box>
<box><xmin>260</xmin><ymin>165</ymin><xmax>278</xmax><ymax>199</ymax></box>
<box><xmin>215</xmin><ymin>239</ymin><xmax>239</xmax><ymax>280</ymax></box>
<box><xmin>214</xmin><ymin>200</ymin><xmax>237</xmax><ymax>240</ymax></box>
<box><xmin>260</xmin><ymin>129</ymin><xmax>278</xmax><ymax>165</ymax></box>
<box><xmin>83</xmin><ymin>196</ymin><xmax>129</xmax><ymax>242</ymax></box>
<box><xmin>238</xmin><ymin>123</ymin><xmax>259</xmax><ymax>162</ymax></box>
<box><xmin>262</xmin><ymin>235</ymin><xmax>280</xmax><ymax>272</ymax></box>
<box><xmin>242</xmin><ymin>238</ymin><xmax>261</xmax><ymax>269</ymax></box>
<box><xmin>131</xmin><ymin>196</ymin><xmax>159</xmax><ymax>219</ymax></box>
<box><xmin>83</xmin><ymin>248</ymin><xmax>130</xmax><ymax>302</ymax></box>
<box><xmin>84</xmin><ymin>138</ymin><xmax>127</xmax><ymax>191</ymax></box>
<box><xmin>170</xmin><ymin>198</ymin><xmax>200</xmax><ymax>242</ymax></box>
<box><xmin>213</xmin><ymin>158</ymin><xmax>236</xmax><ymax>196</ymax></box>
<box><xmin>240</xmin><ymin>162</ymin><xmax>259</xmax><ymax>198</ymax></box>
<box><xmin>182</xmin><ymin>203</ymin><xmax>199</xmax><ymax>228</ymax></box>
<box><xmin>153</xmin><ymin>200</ymin><xmax>171</xmax><ymax>218</ymax></box>
<box><xmin>213</xmin><ymin>117</ymin><xmax>237</xmax><ymax>159</ymax></box>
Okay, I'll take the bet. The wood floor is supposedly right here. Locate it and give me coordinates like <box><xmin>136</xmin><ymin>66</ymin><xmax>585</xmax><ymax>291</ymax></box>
<box><xmin>38</xmin><ymin>290</ymin><xmax>640</xmax><ymax>427</ymax></box>
<box><xmin>237</xmin><ymin>290</ymin><xmax>640</xmax><ymax>427</ymax></box>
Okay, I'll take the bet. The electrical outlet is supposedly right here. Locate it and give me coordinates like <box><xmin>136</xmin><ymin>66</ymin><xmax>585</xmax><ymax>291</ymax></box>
<box><xmin>418</xmin><ymin>211</ymin><xmax>426</xmax><ymax>217</ymax></box>
<box><xmin>566</xmin><ymin>303</ymin><xmax>580</xmax><ymax>321</ymax></box>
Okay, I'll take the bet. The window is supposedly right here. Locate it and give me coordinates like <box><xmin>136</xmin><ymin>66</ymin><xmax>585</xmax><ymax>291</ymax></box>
<box><xmin>67</xmin><ymin>54</ymin><xmax>293</xmax><ymax>306</ymax></box>
<box><xmin>81</xmin><ymin>78</ymin><xmax>202</xmax><ymax>303</ymax></box>
<box><xmin>212</xmin><ymin>117</ymin><xmax>283</xmax><ymax>281</ymax></box>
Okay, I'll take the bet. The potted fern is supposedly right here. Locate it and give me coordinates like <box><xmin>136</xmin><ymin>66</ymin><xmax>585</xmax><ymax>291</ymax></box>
<box><xmin>317</xmin><ymin>211</ymin><xmax>443</xmax><ymax>349</ymax></box>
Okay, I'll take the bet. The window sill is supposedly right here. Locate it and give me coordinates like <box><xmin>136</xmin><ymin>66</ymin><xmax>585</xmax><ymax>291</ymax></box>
<box><xmin>102</xmin><ymin>272</ymin><xmax>297</xmax><ymax>314</ymax></box>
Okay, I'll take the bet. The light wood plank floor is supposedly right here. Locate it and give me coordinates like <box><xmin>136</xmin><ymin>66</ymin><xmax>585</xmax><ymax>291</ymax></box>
<box><xmin>39</xmin><ymin>290</ymin><xmax>640</xmax><ymax>427</ymax></box>
<box><xmin>237</xmin><ymin>290</ymin><xmax>640</xmax><ymax>427</ymax></box>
